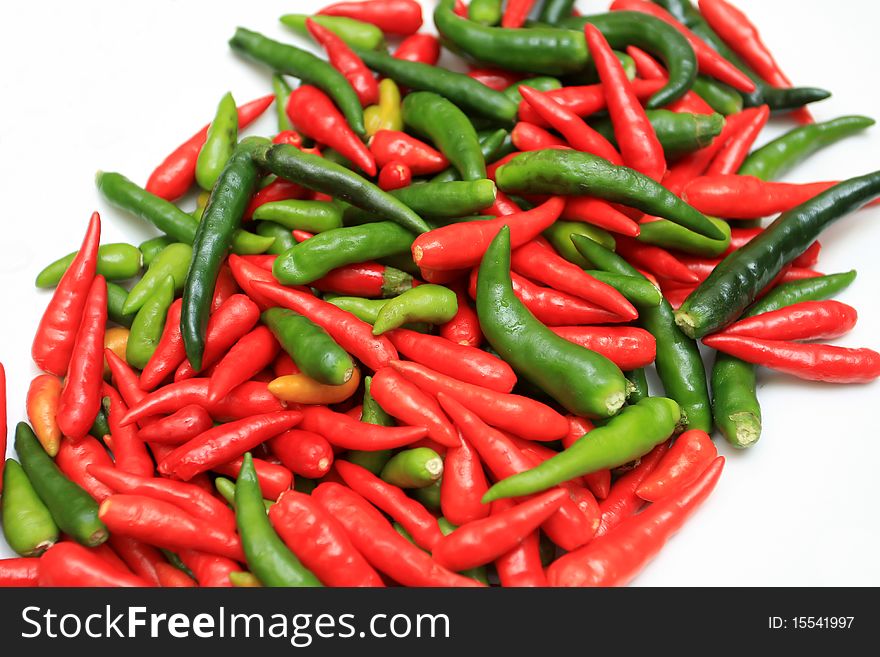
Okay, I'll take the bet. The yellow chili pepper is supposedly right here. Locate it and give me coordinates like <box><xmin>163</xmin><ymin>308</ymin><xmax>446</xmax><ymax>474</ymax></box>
<box><xmin>364</xmin><ymin>79</ymin><xmax>403</xmax><ymax>137</ymax></box>
<box><xmin>103</xmin><ymin>326</ymin><xmax>130</xmax><ymax>379</ymax></box>
<box><xmin>268</xmin><ymin>367</ymin><xmax>361</xmax><ymax>404</ymax></box>
<box><xmin>229</xmin><ymin>571</ymin><xmax>263</xmax><ymax>587</ymax></box>
<box><xmin>25</xmin><ymin>374</ymin><xmax>63</xmax><ymax>456</ymax></box>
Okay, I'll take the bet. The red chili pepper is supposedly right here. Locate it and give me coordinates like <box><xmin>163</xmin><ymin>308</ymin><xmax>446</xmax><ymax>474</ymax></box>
<box><xmin>706</xmin><ymin>105</ymin><xmax>770</xmax><ymax>175</ymax></box>
<box><xmin>485</xmin><ymin>152</ymin><xmax>520</xmax><ymax>181</ymax></box>
<box><xmin>511</xmin><ymin>122</ymin><xmax>568</xmax><ymax>152</ymax></box>
<box><xmin>388</xmin><ymin>328</ymin><xmax>516</xmax><ymax>394</ymax></box>
<box><xmin>394</xmin><ymin>360</ymin><xmax>569</xmax><ymax>441</ymax></box>
<box><xmin>485</xmin><ymin>190</ymin><xmax>522</xmax><ymax>217</ymax></box>
<box><xmin>269</xmin><ymin>429</ymin><xmax>335</xmax><ymax>478</ymax></box>
<box><xmin>516</xmin><ymin>79</ymin><xmax>665</xmax><ymax>126</ymax></box>
<box><xmin>38</xmin><ymin>542</ymin><xmax>150</xmax><ymax>587</ymax></box>
<box><xmin>494</xmin><ymin>522</ymin><xmax>547</xmax><ymax>588</ymax></box>
<box><xmin>273</xmin><ymin>130</ymin><xmax>304</xmax><ymax>147</ymax></box>
<box><xmin>270</xmin><ymin>490</ymin><xmax>384</xmax><ymax>587</ymax></box>
<box><xmin>468</xmin><ymin>267</ymin><xmax>628</xmax><ymax>326</ymax></box>
<box><xmin>251</xmin><ymin>279</ymin><xmax>399</xmax><ymax>372</ymax></box>
<box><xmin>238</xmin><ymin>254</ymin><xmax>276</xmax><ymax>272</ymax></box>
<box><xmin>467</xmin><ymin>67</ymin><xmax>523</xmax><ymax>91</ymax></box>
<box><xmin>501</xmin><ymin>0</ymin><xmax>538</xmax><ymax>27</ymax></box>
<box><xmin>312</xmin><ymin>482</ymin><xmax>483</xmax><ymax>586</ymax></box>
<box><xmin>0</xmin><ymin>557</ymin><xmax>40</xmax><ymax>587</ymax></box>
<box><xmin>439</xmin><ymin>281</ymin><xmax>483</xmax><ymax>347</ymax></box>
<box><xmin>120</xmin><ymin>379</ymin><xmax>284</xmax><ymax>426</ymax></box>
<box><xmin>139</xmin><ymin>299</ymin><xmax>185</xmax><ymax>391</ymax></box>
<box><xmin>596</xmin><ymin>442</ymin><xmax>669</xmax><ymax>536</ymax></box>
<box><xmin>274</xmin><ymin>352</ymin><xmax>300</xmax><ymax>378</ymax></box>
<box><xmin>213</xmin><ymin>264</ymin><xmax>242</xmax><ymax>313</ymax></box>
<box><xmin>636</xmin><ymin>429</ymin><xmax>717</xmax><ymax>503</ymax></box>
<box><xmin>154</xmin><ymin>561</ymin><xmax>197</xmax><ymax>587</ymax></box>
<box><xmin>32</xmin><ymin>212</ymin><xmax>100</xmax><ymax>376</ymax></box>
<box><xmin>626</xmin><ymin>46</ymin><xmax>715</xmax><ymax>115</ymax></box>
<box><xmin>564</xmin><ymin>416</ymin><xmax>610</xmax><ymax>500</ymax></box>
<box><xmin>318</xmin><ymin>0</ymin><xmax>423</xmax><ymax>36</ymax></box>
<box><xmin>418</xmin><ymin>267</ymin><xmax>466</xmax><ymax>285</ymax></box>
<box><xmin>369</xmin><ymin>129</ymin><xmax>449</xmax><ymax>175</ymax></box>
<box><xmin>146</xmin><ymin>94</ymin><xmax>274</xmax><ymax>201</ymax></box>
<box><xmin>314</xmin><ymin>262</ymin><xmax>411</xmax><ymax>299</ymax></box>
<box><xmin>436</xmin><ymin>393</ymin><xmax>596</xmax><ymax>550</ymax></box>
<box><xmin>286</xmin><ymin>85</ymin><xmax>376</xmax><ymax>176</ymax></box>
<box><xmin>453</xmin><ymin>0</ymin><xmax>467</xmax><ymax>17</ymax></box>
<box><xmin>178</xmin><ymin>549</ymin><xmax>237</xmax><ymax>587</ymax></box>
<box><xmin>779</xmin><ymin>268</ymin><xmax>823</xmax><ymax>284</ymax></box>
<box><xmin>377</xmin><ymin>161</ymin><xmax>412</xmax><ymax>191</ymax></box>
<box><xmin>307</xmin><ymin>18</ymin><xmax>379</xmax><ymax>107</ymax></box>
<box><xmin>244</xmin><ymin>179</ymin><xmax>307</xmax><ymax>220</ymax></box>
<box><xmin>616</xmin><ymin>238</ymin><xmax>700</xmax><ymax>285</ymax></box>
<box><xmin>659</xmin><ymin>284</ymin><xmax>694</xmax><ymax>310</ymax></box>
<box><xmin>585</xmin><ymin>24</ymin><xmax>666</xmax><ymax>181</ymax></box>
<box><xmin>549</xmin><ymin>326</ymin><xmax>657</xmax><ymax>370</ymax></box>
<box><xmin>299</xmin><ymin>405</ymin><xmax>428</xmax><ymax>450</ymax></box>
<box><xmin>549</xmin><ymin>456</ymin><xmax>725</xmax><ymax>586</ymax></box>
<box><xmin>206</xmin><ymin>326</ymin><xmax>280</xmax><ymax>404</ymax></box>
<box><xmin>157</xmin><ymin>410</ymin><xmax>302</xmax><ymax>481</ymax></box>
<box><xmin>519</xmin><ymin>87</ymin><xmax>623</xmax><ymax>165</ymax></box>
<box><xmin>0</xmin><ymin>363</ymin><xmax>5</xmax><ymax>493</ymax></box>
<box><xmin>720</xmin><ymin>300</ymin><xmax>857</xmax><ymax>342</ymax></box>
<box><xmin>393</xmin><ymin>33</ymin><xmax>440</xmax><ymax>65</ymax></box>
<box><xmin>213</xmin><ymin>456</ymin><xmax>293</xmax><ymax>501</ymax></box>
<box><xmin>102</xmin><ymin>384</ymin><xmax>153</xmax><ymax>477</ymax></box>
<box><xmin>55</xmin><ymin>436</ymin><xmax>115</xmax><ymax>501</ymax></box>
<box><xmin>100</xmin><ymin>494</ymin><xmax>245</xmax><ymax>561</ymax></box>
<box><xmin>562</xmin><ymin>196</ymin><xmax>641</xmax><ymax>237</ymax></box>
<box><xmin>787</xmin><ymin>239</ymin><xmax>823</xmax><ymax>268</ymax></box>
<box><xmin>613</xmin><ymin>0</ymin><xmax>755</xmax><ymax>91</ymax></box>
<box><xmin>412</xmin><ymin>197</ymin><xmax>565</xmax><ymax>271</ymax></box>
<box><xmin>440</xmin><ymin>434</ymin><xmax>490</xmax><ymax>526</ymax></box>
<box><xmin>104</xmin><ymin>350</ymin><xmax>148</xmax><ymax>413</ymax></box>
<box><xmin>336</xmin><ymin>460</ymin><xmax>444</xmax><ymax>551</ymax></box>
<box><xmin>435</xmin><ymin>489</ymin><xmax>567</xmax><ymax>571</ymax></box>
<box><xmin>227</xmin><ymin>253</ymin><xmax>284</xmax><ymax>308</ymax></box>
<box><xmin>108</xmin><ymin>535</ymin><xmax>164</xmax><ymax>586</ymax></box>
<box><xmin>512</xmin><ymin>238</ymin><xmax>638</xmax><ymax>319</ymax></box>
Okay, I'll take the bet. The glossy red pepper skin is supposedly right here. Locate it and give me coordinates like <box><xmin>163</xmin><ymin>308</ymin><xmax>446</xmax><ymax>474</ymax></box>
<box><xmin>468</xmin><ymin>68</ymin><xmax>523</xmax><ymax>91</ymax></box>
<box><xmin>412</xmin><ymin>197</ymin><xmax>565</xmax><ymax>271</ymax></box>
<box><xmin>270</xmin><ymin>490</ymin><xmax>384</xmax><ymax>587</ymax></box>
<box><xmin>140</xmin><ymin>299</ymin><xmax>185</xmax><ymax>391</ymax></box>
<box><xmin>485</xmin><ymin>190</ymin><xmax>521</xmax><ymax>217</ymax></box>
<box><xmin>336</xmin><ymin>460</ymin><xmax>444</xmax><ymax>551</ymax></box>
<box><xmin>55</xmin><ymin>436</ymin><xmax>115</xmax><ymax>502</ymax></box>
<box><xmin>108</xmin><ymin>535</ymin><xmax>164</xmax><ymax>586</ymax></box>
<box><xmin>178</xmin><ymin>549</ymin><xmax>237</xmax><ymax>587</ymax></box>
<box><xmin>32</xmin><ymin>212</ymin><xmax>100</xmax><ymax>376</ymax></box>
<box><xmin>393</xmin><ymin>33</ymin><xmax>440</xmax><ymax>65</ymax></box>
<box><xmin>703</xmin><ymin>335</ymin><xmax>880</xmax><ymax>384</ymax></box>
<box><xmin>441</xmin><ymin>435</ymin><xmax>491</xmax><ymax>526</ymax></box>
<box><xmin>154</xmin><ymin>561</ymin><xmax>197</xmax><ymax>587</ymax></box>
<box><xmin>251</xmin><ymin>279</ymin><xmax>399</xmax><ymax>372</ymax></box>
<box><xmin>616</xmin><ymin>239</ymin><xmax>699</xmax><ymax>285</ymax></box>
<box><xmin>585</xmin><ymin>24</ymin><xmax>666</xmax><ymax>181</ymax></box>
<box><xmin>517</xmin><ymin>79</ymin><xmax>665</xmax><ymax>126</ymax></box>
<box><xmin>512</xmin><ymin>238</ymin><xmax>637</xmax><ymax>319</ymax></box>
<box><xmin>440</xmin><ymin>281</ymin><xmax>483</xmax><ymax>347</ymax></box>
<box><xmin>146</xmin><ymin>94</ymin><xmax>274</xmax><ymax>201</ymax></box>
<box><xmin>377</xmin><ymin>161</ymin><xmax>412</xmax><ymax>191</ymax></box>
<box><xmin>494</xmin><ymin>520</ymin><xmax>547</xmax><ymax>587</ymax></box>
<box><xmin>637</xmin><ymin>430</ymin><xmax>717</xmax><ymax>502</ymax></box>
<box><xmin>502</xmin><ymin>0</ymin><xmax>537</xmax><ymax>28</ymax></box>
<box><xmin>707</xmin><ymin>105</ymin><xmax>770</xmax><ymax>176</ymax></box>
<box><xmin>158</xmin><ymin>410</ymin><xmax>302</xmax><ymax>481</ymax></box>
<box><xmin>207</xmin><ymin>325</ymin><xmax>280</xmax><ymax>404</ymax></box>
<box><xmin>38</xmin><ymin>542</ymin><xmax>151</xmax><ymax>587</ymax></box>
<box><xmin>102</xmin><ymin>384</ymin><xmax>153</xmax><ymax>477</ymax></box>
<box><xmin>307</xmin><ymin>18</ymin><xmax>379</xmax><ymax>107</ymax></box>
<box><xmin>244</xmin><ymin>179</ymin><xmax>306</xmax><ymax>220</ymax></box>
<box><xmin>519</xmin><ymin>87</ymin><xmax>623</xmax><ymax>165</ymax></box>
<box><xmin>369</xmin><ymin>130</ymin><xmax>449</xmax><ymax>175</ymax></box>
<box><xmin>393</xmin><ymin>360</ymin><xmax>569</xmax><ymax>442</ymax></box>
<box><xmin>562</xmin><ymin>197</ymin><xmax>641</xmax><ymax>237</ymax></box>
<box><xmin>273</xmin><ymin>130</ymin><xmax>304</xmax><ymax>147</ymax></box>
<box><xmin>720</xmin><ymin>300</ymin><xmax>856</xmax><ymax>342</ymax></box>
<box><xmin>511</xmin><ymin>122</ymin><xmax>569</xmax><ymax>151</ymax></box>
<box><xmin>269</xmin><ymin>429</ymin><xmax>335</xmax><ymax>479</ymax></box>
<box><xmin>100</xmin><ymin>494</ymin><xmax>245</xmax><ymax>561</ymax></box>
<box><xmin>212</xmin><ymin>265</ymin><xmax>241</xmax><ymax>313</ymax></box>
<box><xmin>312</xmin><ymin>482</ymin><xmax>483</xmax><ymax>587</ymax></box>
<box><xmin>287</xmin><ymin>85</ymin><xmax>377</xmax><ymax>176</ymax></box>
<box><xmin>549</xmin><ymin>456</ymin><xmax>725</xmax><ymax>586</ymax></box>
<box><xmin>596</xmin><ymin>443</ymin><xmax>669</xmax><ymax>536</ymax></box>
<box><xmin>313</xmin><ymin>262</ymin><xmax>408</xmax><ymax>299</ymax></box>
<box><xmin>626</xmin><ymin>46</ymin><xmax>714</xmax><ymax>115</ymax></box>
<box><xmin>0</xmin><ymin>557</ymin><xmax>40</xmax><ymax>587</ymax></box>
<box><xmin>213</xmin><ymin>456</ymin><xmax>293</xmax><ymax>500</ymax></box>
<box><xmin>550</xmin><ymin>326</ymin><xmax>657</xmax><ymax>370</ymax></box>
<box><xmin>299</xmin><ymin>405</ymin><xmax>427</xmax><ymax>451</ymax></box>
<box><xmin>319</xmin><ymin>0</ymin><xmax>423</xmax><ymax>36</ymax></box>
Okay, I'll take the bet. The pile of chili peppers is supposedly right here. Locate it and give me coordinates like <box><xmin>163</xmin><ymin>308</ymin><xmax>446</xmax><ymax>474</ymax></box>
<box><xmin>1</xmin><ymin>0</ymin><xmax>878</xmax><ymax>588</ymax></box>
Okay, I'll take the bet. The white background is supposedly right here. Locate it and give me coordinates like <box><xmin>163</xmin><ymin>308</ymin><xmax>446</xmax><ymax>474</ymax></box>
<box><xmin>0</xmin><ymin>0</ymin><xmax>878</xmax><ymax>585</ymax></box>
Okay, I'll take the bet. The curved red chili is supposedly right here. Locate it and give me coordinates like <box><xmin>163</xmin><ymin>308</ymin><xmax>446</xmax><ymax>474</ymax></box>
<box><xmin>298</xmin><ymin>405</ymin><xmax>428</xmax><ymax>450</ymax></box>
<box><xmin>213</xmin><ymin>456</ymin><xmax>293</xmax><ymax>501</ymax></box>
<box><xmin>440</xmin><ymin>434</ymin><xmax>490</xmax><ymax>526</ymax></box>
<box><xmin>550</xmin><ymin>326</ymin><xmax>657</xmax><ymax>370</ymax></box>
<box><xmin>102</xmin><ymin>384</ymin><xmax>153</xmax><ymax>477</ymax></box>
<box><xmin>467</xmin><ymin>67</ymin><xmax>523</xmax><ymax>91</ymax></box>
<box><xmin>393</xmin><ymin>33</ymin><xmax>440</xmax><ymax>65</ymax></box>
<box><xmin>108</xmin><ymin>535</ymin><xmax>164</xmax><ymax>587</ymax></box>
<box><xmin>38</xmin><ymin>542</ymin><xmax>150</xmax><ymax>587</ymax></box>
<box><xmin>511</xmin><ymin>122</ymin><xmax>568</xmax><ymax>151</ymax></box>
<box><xmin>626</xmin><ymin>46</ymin><xmax>714</xmax><ymax>115</ymax></box>
<box><xmin>318</xmin><ymin>0</ymin><xmax>423</xmax><ymax>36</ymax></box>
<box><xmin>596</xmin><ymin>442</ymin><xmax>669</xmax><ymax>536</ymax></box>
<box><xmin>207</xmin><ymin>326</ymin><xmax>280</xmax><ymax>404</ymax></box>
<box><xmin>140</xmin><ymin>299</ymin><xmax>186</xmax><ymax>391</ymax></box>
<box><xmin>244</xmin><ymin>179</ymin><xmax>306</xmax><ymax>220</ymax></box>
<box><xmin>55</xmin><ymin>435</ymin><xmax>115</xmax><ymax>502</ymax></box>
<box><xmin>502</xmin><ymin>0</ymin><xmax>538</xmax><ymax>28</ymax></box>
<box><xmin>307</xmin><ymin>18</ymin><xmax>379</xmax><ymax>107</ymax></box>
<box><xmin>178</xmin><ymin>549</ymin><xmax>237</xmax><ymax>587</ymax></box>
<box><xmin>720</xmin><ymin>300</ymin><xmax>857</xmax><ymax>342</ymax></box>
<box><xmin>369</xmin><ymin>129</ymin><xmax>449</xmax><ymax>175</ymax></box>
<box><xmin>269</xmin><ymin>429</ymin><xmax>335</xmax><ymax>479</ymax></box>
<box><xmin>616</xmin><ymin>239</ymin><xmax>699</xmax><ymax>285</ymax></box>
<box><xmin>0</xmin><ymin>557</ymin><xmax>40</xmax><ymax>587</ymax></box>
<box><xmin>494</xmin><ymin>516</ymin><xmax>547</xmax><ymax>587</ymax></box>
<box><xmin>636</xmin><ymin>429</ymin><xmax>717</xmax><ymax>502</ymax></box>
<box><xmin>564</xmin><ymin>415</ymin><xmax>610</xmax><ymax>500</ymax></box>
<box><xmin>517</xmin><ymin>79</ymin><xmax>665</xmax><ymax>126</ymax></box>
<box><xmin>563</xmin><ymin>197</ymin><xmax>641</xmax><ymax>237</ymax></box>
<box><xmin>486</xmin><ymin>190</ymin><xmax>522</xmax><ymax>217</ymax></box>
<box><xmin>706</xmin><ymin>105</ymin><xmax>770</xmax><ymax>176</ymax></box>
<box><xmin>440</xmin><ymin>281</ymin><xmax>483</xmax><ymax>347</ymax></box>
<box><xmin>154</xmin><ymin>562</ymin><xmax>197</xmax><ymax>587</ymax></box>
<box><xmin>377</xmin><ymin>161</ymin><xmax>412</xmax><ymax>191</ymax></box>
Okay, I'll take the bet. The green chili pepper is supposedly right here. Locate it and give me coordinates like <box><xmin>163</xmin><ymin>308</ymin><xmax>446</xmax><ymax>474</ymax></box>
<box><xmin>2</xmin><ymin>459</ymin><xmax>59</xmax><ymax>557</ymax></box>
<box><xmin>540</xmin><ymin>0</ymin><xmax>577</xmax><ymax>24</ymax></box>
<box><xmin>468</xmin><ymin>0</ymin><xmax>502</xmax><ymax>25</ymax></box>
<box><xmin>279</xmin><ymin>13</ymin><xmax>385</xmax><ymax>51</ymax></box>
<box><xmin>230</xmin><ymin>231</ymin><xmax>276</xmax><ymax>255</ymax></box>
<box><xmin>236</xmin><ymin>453</ymin><xmax>322</xmax><ymax>587</ymax></box>
<box><xmin>14</xmin><ymin>422</ymin><xmax>107</xmax><ymax>547</ymax></box>
<box><xmin>122</xmin><ymin>243</ymin><xmax>192</xmax><ymax>315</ymax></box>
<box><xmin>372</xmin><ymin>284</ymin><xmax>458</xmax><ymax>335</ymax></box>
<box><xmin>127</xmin><ymin>275</ymin><xmax>175</xmax><ymax>370</ymax></box>
<box><xmin>543</xmin><ymin>220</ymin><xmax>616</xmax><ymax>267</ymax></box>
<box><xmin>637</xmin><ymin>216</ymin><xmax>731</xmax><ymax>257</ymax></box>
<box><xmin>346</xmin><ymin>377</ymin><xmax>394</xmax><ymax>475</ymax></box>
<box><xmin>691</xmin><ymin>76</ymin><xmax>742</xmax><ymax>115</ymax></box>
<box><xmin>502</xmin><ymin>76</ymin><xmax>562</xmax><ymax>104</ymax></box>
<box><xmin>253</xmin><ymin>200</ymin><xmax>343</xmax><ymax>233</ymax></box>
<box><xmin>585</xmin><ymin>270</ymin><xmax>662</xmax><ymax>308</ymax></box>
<box><xmin>36</xmin><ymin>244</ymin><xmax>141</xmax><ymax>289</ymax></box>
<box><xmin>272</xmin><ymin>74</ymin><xmax>294</xmax><ymax>132</ymax></box>
<box><xmin>711</xmin><ymin>270</ymin><xmax>857</xmax><ymax>449</ymax></box>
<box><xmin>106</xmin><ymin>282</ymin><xmax>136</xmax><ymax>328</ymax></box>
<box><xmin>273</xmin><ymin>222</ymin><xmax>413</xmax><ymax>286</ymax></box>
<box><xmin>89</xmin><ymin>408</ymin><xmax>111</xmax><ymax>440</ymax></box>
<box><xmin>325</xmin><ymin>295</ymin><xmax>388</xmax><ymax>324</ymax></box>
<box><xmin>255</xmin><ymin>221</ymin><xmax>296</xmax><ymax>255</ymax></box>
<box><xmin>483</xmin><ymin>397</ymin><xmax>680</xmax><ymax>502</ymax></box>
<box><xmin>572</xmin><ymin>234</ymin><xmax>712</xmax><ymax>432</ymax></box>
<box><xmin>229</xmin><ymin>28</ymin><xmax>365</xmax><ymax>136</ymax></box>
<box><xmin>345</xmin><ymin>180</ymin><xmax>498</xmax><ymax>226</ymax></box>
<box><xmin>625</xmin><ymin>368</ymin><xmax>650</xmax><ymax>404</ymax></box>
<box><xmin>496</xmin><ymin>149</ymin><xmax>724</xmax><ymax>240</ymax></box>
<box><xmin>676</xmin><ymin>170</ymin><xmax>880</xmax><ymax>338</ymax></box>
<box><xmin>590</xmin><ymin>110</ymin><xmax>724</xmax><ymax>156</ymax></box>
<box><xmin>262</xmin><ymin>307</ymin><xmax>354</xmax><ymax>386</ymax></box>
<box><xmin>183</xmin><ymin>137</ymin><xmax>267</xmax><ymax>370</ymax></box>
<box><xmin>258</xmin><ymin>144</ymin><xmax>430</xmax><ymax>234</ymax></box>
<box><xmin>139</xmin><ymin>236</ymin><xmax>175</xmax><ymax>267</ymax></box>
<box><xmin>479</xmin><ymin>227</ymin><xmax>628</xmax><ymax>418</ymax></box>
<box><xmin>229</xmin><ymin>571</ymin><xmax>263</xmax><ymax>587</ymax></box>
<box><xmin>196</xmin><ymin>92</ymin><xmax>238</xmax><ymax>191</ymax></box>
<box><xmin>215</xmin><ymin>476</ymin><xmax>273</xmax><ymax>511</ymax></box>
<box><xmin>436</xmin><ymin>518</ymin><xmax>490</xmax><ymax>584</ymax></box>
<box><xmin>430</xmin><ymin>130</ymin><xmax>509</xmax><ymax>183</ymax></box>
<box><xmin>355</xmin><ymin>46</ymin><xmax>518</xmax><ymax>125</ymax></box>
<box><xmin>738</xmin><ymin>116</ymin><xmax>876</xmax><ymax>181</ymax></box>
<box><xmin>364</xmin><ymin>79</ymin><xmax>403</xmax><ymax>137</ymax></box>
<box><xmin>380</xmin><ymin>447</ymin><xmax>444</xmax><ymax>489</ymax></box>
<box><xmin>412</xmin><ymin>479</ymin><xmax>442</xmax><ymax>511</ymax></box>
